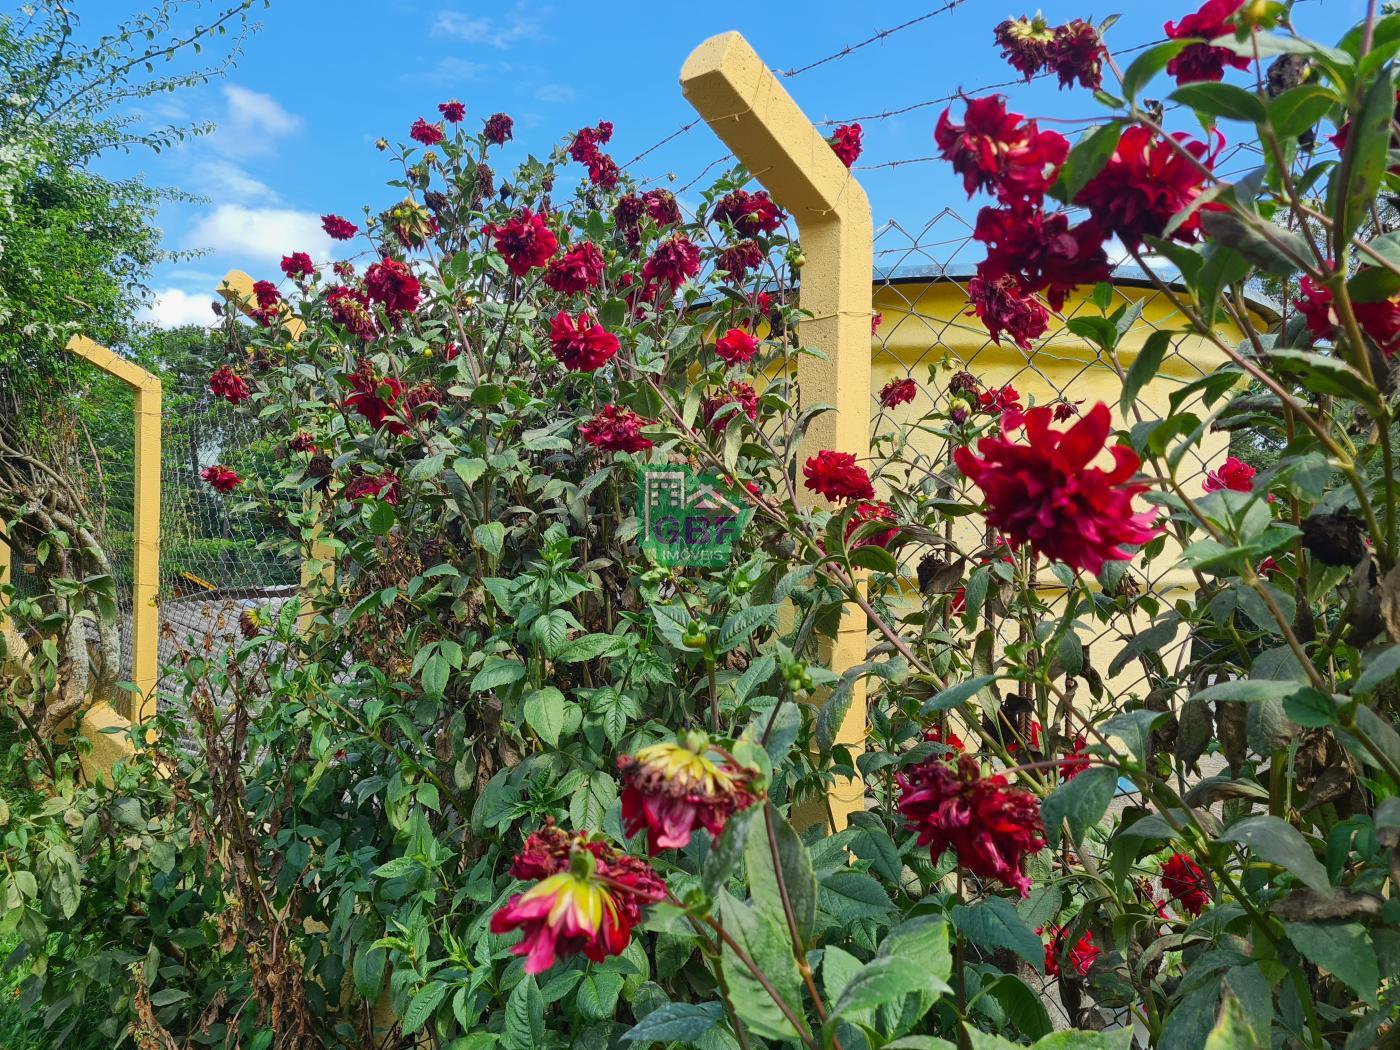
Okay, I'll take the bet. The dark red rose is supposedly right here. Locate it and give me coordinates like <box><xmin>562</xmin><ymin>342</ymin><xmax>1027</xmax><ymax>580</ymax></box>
<box><xmin>321</xmin><ymin>214</ymin><xmax>358</xmax><ymax>240</ymax></box>
<box><xmin>701</xmin><ymin>382</ymin><xmax>759</xmax><ymax>431</ymax></box>
<box><xmin>1050</xmin><ymin>19</ymin><xmax>1105</xmax><ymax>90</ymax></box>
<box><xmin>1295</xmin><ymin>274</ymin><xmax>1400</xmax><ymax>357</ymax></box>
<box><xmin>803</xmin><ymin>450</ymin><xmax>875</xmax><ymax>503</ymax></box>
<box><xmin>1040</xmin><ymin>924</ymin><xmax>1100</xmax><ymax>976</ymax></box>
<box><xmin>935</xmin><ymin>96</ymin><xmax>1068</xmax><ymax>205</ymax></box>
<box><xmin>289</xmin><ymin>431</ymin><xmax>316</xmax><ymax>453</ymax></box>
<box><xmin>410</xmin><ymin>117</ymin><xmax>444</xmax><ymax>145</ymax></box>
<box><xmin>438</xmin><ymin>99</ymin><xmax>466</xmax><ymax>123</ymax></box>
<box><xmin>491</xmin><ymin>825</ymin><xmax>664</xmax><ymax>975</ymax></box>
<box><xmin>1203</xmin><ymin>455</ymin><xmax>1255</xmax><ymax>493</ymax></box>
<box><xmin>967</xmin><ymin>274</ymin><xmax>1050</xmax><ymax>350</ymax></box>
<box><xmin>343</xmin><ymin>469</ymin><xmax>401</xmax><ymax>505</ymax></box>
<box><xmin>1059</xmin><ymin>734</ymin><xmax>1090</xmax><ymax>781</ymax></box>
<box><xmin>580</xmin><ymin>404</ymin><xmax>653</xmax><ymax>454</ymax></box>
<box><xmin>549</xmin><ymin>311</ymin><xmax>619</xmax><ymax>372</ymax></box>
<box><xmin>713</xmin><ymin>189</ymin><xmax>785</xmax><ymax>237</ymax></box>
<box><xmin>201</xmin><ymin>464</ymin><xmax>241</xmax><ymax>493</ymax></box>
<box><xmin>209</xmin><ymin>365</ymin><xmax>250</xmax><ymax>405</ymax></box>
<box><xmin>897</xmin><ymin>753</ymin><xmax>1046</xmax><ymax>896</ymax></box>
<box><xmin>995</xmin><ymin>15</ymin><xmax>1055</xmax><ymax>80</ymax></box>
<box><xmin>953</xmin><ymin>402</ymin><xmax>1162</xmax><ymax>575</ymax></box>
<box><xmin>587</xmin><ymin>153</ymin><xmax>620</xmax><ymax>189</ymax></box>
<box><xmin>280</xmin><ymin>252</ymin><xmax>315</xmax><ymax>280</ymax></box>
<box><xmin>619</xmin><ymin>734</ymin><xmax>758</xmax><ymax>854</ymax></box>
<box><xmin>830</xmin><ymin>123</ymin><xmax>863</xmax><ymax>167</ymax></box>
<box><xmin>845</xmin><ymin>500</ymin><xmax>899</xmax><ymax>549</ymax></box>
<box><xmin>1161</xmin><ymin>852</ymin><xmax>1210</xmax><ymax>915</ymax></box>
<box><xmin>568</xmin><ymin>121</ymin><xmax>614</xmax><ymax>164</ymax></box>
<box><xmin>252</xmin><ymin>280</ymin><xmax>281</xmax><ymax>308</ymax></box>
<box><xmin>1074</xmin><ymin>124</ymin><xmax>1221</xmax><ymax>251</ymax></box>
<box><xmin>717</xmin><ymin>240</ymin><xmax>764</xmax><ymax>278</ymax></box>
<box><xmin>642</xmin><ymin>235</ymin><xmax>701</xmax><ymax>287</ymax></box>
<box><xmin>977</xmin><ymin>385</ymin><xmax>1023</xmax><ymax>416</ymax></box>
<box><xmin>973</xmin><ymin>205</ymin><xmax>1110</xmax><ymax>311</ymax></box>
<box><xmin>364</xmin><ymin>259</ymin><xmax>422</xmax><ymax>313</ymax></box>
<box><xmin>327</xmin><ymin>285</ymin><xmax>377</xmax><ymax>341</ymax></box>
<box><xmin>714</xmin><ymin>327</ymin><xmax>760</xmax><ymax>366</ymax></box>
<box><xmin>487</xmin><ymin>209</ymin><xmax>559</xmax><ymax>277</ymax></box>
<box><xmin>543</xmin><ymin>241</ymin><xmax>605</xmax><ymax>294</ymax></box>
<box><xmin>642</xmin><ymin>189</ymin><xmax>683</xmax><ymax>227</ymax></box>
<box><xmin>483</xmin><ymin>112</ymin><xmax>514</xmax><ymax>145</ymax></box>
<box><xmin>879</xmin><ymin>377</ymin><xmax>918</xmax><ymax>408</ymax></box>
<box><xmin>1164</xmin><ymin>0</ymin><xmax>1251</xmax><ymax>85</ymax></box>
<box><xmin>346</xmin><ymin>364</ymin><xmax>408</xmax><ymax>436</ymax></box>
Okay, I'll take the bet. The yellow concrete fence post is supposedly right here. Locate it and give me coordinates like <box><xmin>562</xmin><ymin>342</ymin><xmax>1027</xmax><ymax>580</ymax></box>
<box><xmin>681</xmin><ymin>32</ymin><xmax>874</xmax><ymax>831</ymax></box>
<box><xmin>217</xmin><ymin>270</ymin><xmax>330</xmax><ymax>634</ymax></box>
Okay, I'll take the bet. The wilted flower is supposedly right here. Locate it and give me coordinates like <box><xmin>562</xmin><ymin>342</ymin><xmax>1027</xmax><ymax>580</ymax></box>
<box><xmin>321</xmin><ymin>213</ymin><xmax>358</xmax><ymax>240</ymax></box>
<box><xmin>935</xmin><ymin>96</ymin><xmax>1068</xmax><ymax>205</ymax></box>
<box><xmin>994</xmin><ymin>15</ymin><xmax>1055</xmax><ymax>80</ymax></box>
<box><xmin>549</xmin><ymin>311</ymin><xmax>619</xmax><ymax>372</ymax></box>
<box><xmin>327</xmin><ymin>285</ymin><xmax>377</xmax><ymax>341</ymax></box>
<box><xmin>343</xmin><ymin>469</ymin><xmax>400</xmax><ymax>504</ymax></box>
<box><xmin>410</xmin><ymin>117</ymin><xmax>444</xmax><ymax>145</ymax></box>
<box><xmin>953</xmin><ymin>403</ymin><xmax>1161</xmax><ymax>575</ymax></box>
<box><xmin>1161</xmin><ymin>851</ymin><xmax>1210</xmax><ymax>915</ymax></box>
<box><xmin>580</xmin><ymin>405</ymin><xmax>653</xmax><ymax>454</ymax></box>
<box><xmin>803</xmin><ymin>450</ymin><xmax>876</xmax><ymax>503</ymax></box>
<box><xmin>483</xmin><ymin>112</ymin><xmax>514</xmax><ymax>145</ymax></box>
<box><xmin>829</xmin><ymin>123</ymin><xmax>863</xmax><ymax>167</ymax></box>
<box><xmin>385</xmin><ymin>198</ymin><xmax>436</xmax><ymax>249</ymax></box>
<box><xmin>714</xmin><ymin>327</ymin><xmax>760</xmax><ymax>366</ymax></box>
<box><xmin>289</xmin><ymin>431</ymin><xmax>316</xmax><ymax>453</ymax></box>
<box><xmin>716</xmin><ymin>240</ymin><xmax>764</xmax><ymax>278</ymax></box>
<box><xmin>1164</xmin><ymin>0</ymin><xmax>1251</xmax><ymax>85</ymax></box>
<box><xmin>967</xmin><ymin>274</ymin><xmax>1050</xmax><ymax>350</ymax></box>
<box><xmin>618</xmin><ymin>732</ymin><xmax>759</xmax><ymax>853</ymax></box>
<box><xmin>701</xmin><ymin>382</ymin><xmax>759</xmax><ymax>431</ymax></box>
<box><xmin>438</xmin><ymin>99</ymin><xmax>465</xmax><ymax>123</ymax></box>
<box><xmin>487</xmin><ymin>209</ymin><xmax>559</xmax><ymax>276</ymax></box>
<box><xmin>209</xmin><ymin>365</ymin><xmax>250</xmax><ymax>405</ymax></box>
<box><xmin>543</xmin><ymin>241</ymin><xmax>606</xmax><ymax>294</ymax></box>
<box><xmin>490</xmin><ymin>825</ymin><xmax>665</xmax><ymax>974</ymax></box>
<box><xmin>642</xmin><ymin>235</ymin><xmax>701</xmax><ymax>287</ymax></box>
<box><xmin>643</xmin><ymin>190</ymin><xmax>683</xmax><ymax>226</ymax></box>
<box><xmin>712</xmin><ymin>189</ymin><xmax>785</xmax><ymax>237</ymax></box>
<box><xmin>346</xmin><ymin>364</ymin><xmax>408</xmax><ymax>436</ymax></box>
<box><xmin>879</xmin><ymin>377</ymin><xmax>918</xmax><ymax>408</ymax></box>
<box><xmin>1053</xmin><ymin>399</ymin><xmax>1082</xmax><ymax>422</ymax></box>
<box><xmin>1050</xmin><ymin>19</ymin><xmax>1105</xmax><ymax>90</ymax></box>
<box><xmin>897</xmin><ymin>753</ymin><xmax>1046</xmax><ymax>896</ymax></box>
<box><xmin>1203</xmin><ymin>455</ymin><xmax>1256</xmax><ymax>493</ymax></box>
<box><xmin>201</xmin><ymin>464</ymin><xmax>241</xmax><ymax>493</ymax></box>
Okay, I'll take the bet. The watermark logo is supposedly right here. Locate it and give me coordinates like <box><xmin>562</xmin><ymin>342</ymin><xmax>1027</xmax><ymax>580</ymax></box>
<box><xmin>639</xmin><ymin>467</ymin><xmax>754</xmax><ymax>567</ymax></box>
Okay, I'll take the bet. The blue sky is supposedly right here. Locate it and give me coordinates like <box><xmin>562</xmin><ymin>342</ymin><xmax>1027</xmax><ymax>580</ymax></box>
<box><xmin>106</xmin><ymin>0</ymin><xmax>1354</xmax><ymax>327</ymax></box>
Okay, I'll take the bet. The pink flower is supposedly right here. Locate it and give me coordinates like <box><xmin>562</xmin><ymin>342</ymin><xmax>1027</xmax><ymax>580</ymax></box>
<box><xmin>803</xmin><ymin>451</ymin><xmax>875</xmax><ymax>503</ymax></box>
<box><xmin>410</xmin><ymin>117</ymin><xmax>444</xmax><ymax>145</ymax></box>
<box><xmin>438</xmin><ymin>100</ymin><xmax>466</xmax><ymax>123</ymax></box>
<box><xmin>977</xmin><ymin>385</ymin><xmax>1023</xmax><ymax>416</ymax></box>
<box><xmin>973</xmin><ymin>205</ymin><xmax>1110</xmax><ymax>312</ymax></box>
<box><xmin>1059</xmin><ymin>735</ymin><xmax>1090</xmax><ymax>781</ymax></box>
<box><xmin>487</xmin><ymin>209</ymin><xmax>559</xmax><ymax>277</ymax></box>
<box><xmin>543</xmin><ymin>242</ymin><xmax>605</xmax><ymax>294</ymax></box>
<box><xmin>701</xmin><ymin>382</ymin><xmax>759</xmax><ymax>431</ymax></box>
<box><xmin>581</xmin><ymin>405</ymin><xmax>653</xmax><ymax>453</ymax></box>
<box><xmin>830</xmin><ymin>123</ymin><xmax>863</xmax><ymax>167</ymax></box>
<box><xmin>549</xmin><ymin>311</ymin><xmax>619</xmax><ymax>372</ymax></box>
<box><xmin>209</xmin><ymin>365</ymin><xmax>249</xmax><ymax>405</ymax></box>
<box><xmin>618</xmin><ymin>734</ymin><xmax>758</xmax><ymax>853</ymax></box>
<box><xmin>1040</xmin><ymin>924</ymin><xmax>1100</xmax><ymax>976</ymax></box>
<box><xmin>321</xmin><ymin>214</ymin><xmax>358</xmax><ymax>240</ymax></box>
<box><xmin>1295</xmin><ymin>274</ymin><xmax>1400</xmax><ymax>357</ymax></box>
<box><xmin>714</xmin><ymin>328</ymin><xmax>760</xmax><ymax>366</ymax></box>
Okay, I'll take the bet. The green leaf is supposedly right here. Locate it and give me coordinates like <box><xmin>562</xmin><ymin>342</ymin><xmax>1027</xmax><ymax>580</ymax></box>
<box><xmin>403</xmin><ymin>981</ymin><xmax>449</xmax><ymax>1035</ymax></box>
<box><xmin>920</xmin><ymin>674</ymin><xmax>997</xmax><ymax>715</ymax></box>
<box><xmin>1100</xmin><ymin>709</ymin><xmax>1166</xmax><ymax>762</ymax></box>
<box><xmin>368</xmin><ymin>500</ymin><xmax>396</xmax><ymax>535</ymax></box>
<box><xmin>1057</xmin><ymin>122</ymin><xmax>1123</xmax><ymax>202</ymax></box>
<box><xmin>1284</xmin><ymin>922</ymin><xmax>1379</xmax><ymax>1006</ymax></box>
<box><xmin>718</xmin><ymin>890</ymin><xmax>804</xmax><ymax>1042</ymax></box>
<box><xmin>576</xmin><ymin>972</ymin><xmax>625</xmax><ymax>1020</ymax></box>
<box><xmin>1282</xmin><ymin>688</ymin><xmax>1339</xmax><ymax>728</ymax></box>
<box><xmin>557</xmin><ymin>633</ymin><xmax>624</xmax><ymax>663</ymax></box>
<box><xmin>832</xmin><ymin>955</ymin><xmax>949</xmax><ymax>1018</ymax></box>
<box><xmin>353</xmin><ymin>946</ymin><xmax>386</xmax><ymax>1000</ymax></box>
<box><xmin>1041</xmin><ymin>766</ymin><xmax>1116</xmax><ymax>849</ymax></box>
<box><xmin>1266</xmin><ymin>348</ymin><xmax>1379</xmax><ymax>409</ymax></box>
<box><xmin>702</xmin><ymin>806</ymin><xmax>758</xmax><ymax>897</ymax></box>
<box><xmin>1120</xmin><ymin>330</ymin><xmax>1174</xmax><ymax>415</ymax></box>
<box><xmin>503</xmin><ymin>976</ymin><xmax>544</xmax><ymax>1050</ymax></box>
<box><xmin>849</xmin><ymin>543</ymin><xmax>899</xmax><ymax>573</ymax></box>
<box><xmin>819</xmin><ymin>871</ymin><xmax>893</xmax><ymax>921</ymax></box>
<box><xmin>471</xmin><ymin>657</ymin><xmax>525</xmax><ymax>693</ymax></box>
<box><xmin>569</xmin><ymin>771</ymin><xmax>618</xmax><ymax>833</ymax></box>
<box><xmin>473</xmin><ymin>521</ymin><xmax>506</xmax><ymax>560</ymax></box>
<box><xmin>1172</xmin><ymin>82</ymin><xmax>1266</xmax><ymax>123</ymax></box>
<box><xmin>1354</xmin><ymin>645</ymin><xmax>1400</xmax><ymax>696</ymax></box>
<box><xmin>951</xmin><ymin>898</ymin><xmax>1043</xmax><ymax>970</ymax></box>
<box><xmin>1203</xmin><ymin>990</ymin><xmax>1259</xmax><ymax>1050</ymax></box>
<box><xmin>717</xmin><ymin>604</ymin><xmax>778</xmax><ymax>654</ymax></box>
<box><xmin>622</xmin><ymin>1002</ymin><xmax>725</xmax><ymax>1043</ymax></box>
<box><xmin>1198</xmin><ymin>210</ymin><xmax>1309</xmax><ymax>277</ymax></box>
<box><xmin>745</xmin><ymin>804</ymin><xmax>817</xmax><ymax>941</ymax></box>
<box><xmin>1218</xmin><ymin>815</ymin><xmax>1329</xmax><ymax>891</ymax></box>
<box><xmin>1337</xmin><ymin>63</ymin><xmax>1398</xmax><ymax>241</ymax></box>
<box><xmin>1266</xmin><ymin>83</ymin><xmax>1337</xmax><ymax>140</ymax></box>
<box><xmin>984</xmin><ymin>974</ymin><xmax>1053</xmax><ymax>1040</ymax></box>
<box><xmin>524</xmin><ymin>687</ymin><xmax>568</xmax><ymax>746</ymax></box>
<box><xmin>1121</xmin><ymin>39</ymin><xmax>1191</xmax><ymax>100</ymax></box>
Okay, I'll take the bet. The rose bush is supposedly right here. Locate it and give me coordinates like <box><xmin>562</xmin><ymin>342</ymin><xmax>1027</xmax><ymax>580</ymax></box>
<box><xmin>3</xmin><ymin>4</ymin><xmax>1400</xmax><ymax>1048</ymax></box>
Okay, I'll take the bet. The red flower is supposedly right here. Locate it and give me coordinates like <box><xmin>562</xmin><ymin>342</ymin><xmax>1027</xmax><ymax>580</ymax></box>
<box><xmin>953</xmin><ymin>403</ymin><xmax>1162</xmax><ymax>575</ymax></box>
<box><xmin>1041</xmin><ymin>924</ymin><xmax>1100</xmax><ymax>976</ymax></box>
<box><xmin>1203</xmin><ymin>455</ymin><xmax>1255</xmax><ymax>494</ymax></box>
<box><xmin>487</xmin><ymin>209</ymin><xmax>559</xmax><ymax>277</ymax></box>
<box><xmin>1074</xmin><ymin>124</ymin><xmax>1221</xmax><ymax>251</ymax></box>
<box><xmin>1161</xmin><ymin>852</ymin><xmax>1210</xmax><ymax>915</ymax></box>
<box><xmin>717</xmin><ymin>240</ymin><xmax>764</xmax><ymax>278</ymax></box>
<box><xmin>1164</xmin><ymin>0</ymin><xmax>1251</xmax><ymax>85</ymax></box>
<box><xmin>484</xmin><ymin>113</ymin><xmax>514</xmax><ymax>145</ymax></box>
<box><xmin>201</xmin><ymin>464</ymin><xmax>241</xmax><ymax>493</ymax></box>
<box><xmin>587</xmin><ymin>153</ymin><xmax>620</xmax><ymax>189</ymax></box>
<box><xmin>935</xmin><ymin>96</ymin><xmax>1068</xmax><ymax>205</ymax></box>
<box><xmin>714</xmin><ymin>327</ymin><xmax>760</xmax><ymax>366</ymax></box>
<box><xmin>642</xmin><ymin>235</ymin><xmax>701</xmax><ymax>287</ymax></box>
<box><xmin>581</xmin><ymin>405</ymin><xmax>653</xmax><ymax>454</ymax></box>
<box><xmin>410</xmin><ymin>117</ymin><xmax>444</xmax><ymax>145</ymax></box>
<box><xmin>948</xmin><ymin>371</ymin><xmax>980</xmax><ymax>396</ymax></box>
<box><xmin>879</xmin><ymin>377</ymin><xmax>918</xmax><ymax>408</ymax></box>
<box><xmin>346</xmin><ymin>364</ymin><xmax>408</xmax><ymax>436</ymax></box>
<box><xmin>830</xmin><ymin>123</ymin><xmax>863</xmax><ymax>167</ymax></box>
<box><xmin>1050</xmin><ymin>20</ymin><xmax>1105</xmax><ymax>90</ymax></box>
<box><xmin>1059</xmin><ymin>734</ymin><xmax>1090</xmax><ymax>781</ymax></box>
<box><xmin>897</xmin><ymin>753</ymin><xmax>1046</xmax><ymax>896</ymax></box>
<box><xmin>973</xmin><ymin>205</ymin><xmax>1110</xmax><ymax>311</ymax></box>
<box><xmin>438</xmin><ymin>99</ymin><xmax>466</xmax><ymax>123</ymax></box>
<box><xmin>701</xmin><ymin>382</ymin><xmax>759</xmax><ymax>431</ymax></box>
<box><xmin>1295</xmin><ymin>275</ymin><xmax>1400</xmax><ymax>357</ymax></box>
<box><xmin>364</xmin><ymin>259</ymin><xmax>422</xmax><ymax>313</ymax></box>
<box><xmin>618</xmin><ymin>733</ymin><xmax>758</xmax><ymax>853</ymax></box>
<box><xmin>1053</xmin><ymin>399</ymin><xmax>1083</xmax><ymax>422</ymax></box>
<box><xmin>977</xmin><ymin>385</ymin><xmax>1023</xmax><ymax>416</ymax></box>
<box><xmin>995</xmin><ymin>15</ymin><xmax>1055</xmax><ymax>80</ymax></box>
<box><xmin>967</xmin><ymin>274</ymin><xmax>1050</xmax><ymax>350</ymax></box>
<box><xmin>845</xmin><ymin>500</ymin><xmax>899</xmax><ymax>549</ymax></box>
<box><xmin>289</xmin><ymin>431</ymin><xmax>316</xmax><ymax>453</ymax></box>
<box><xmin>643</xmin><ymin>190</ymin><xmax>683</xmax><ymax>226</ymax></box>
<box><xmin>803</xmin><ymin>450</ymin><xmax>875</xmax><ymax>503</ymax></box>
<box><xmin>549</xmin><ymin>311</ymin><xmax>619</xmax><ymax>372</ymax></box>
<box><xmin>280</xmin><ymin>252</ymin><xmax>315</xmax><ymax>280</ymax></box>
<box><xmin>543</xmin><ymin>241</ymin><xmax>605</xmax><ymax>294</ymax></box>
<box><xmin>923</xmin><ymin>725</ymin><xmax>967</xmax><ymax>754</ymax></box>
<box><xmin>252</xmin><ymin>280</ymin><xmax>280</xmax><ymax>308</ymax></box>
<box><xmin>403</xmin><ymin>383</ymin><xmax>440</xmax><ymax>422</ymax></box>
<box><xmin>568</xmin><ymin>121</ymin><xmax>614</xmax><ymax>164</ymax></box>
<box><xmin>343</xmin><ymin>469</ymin><xmax>400</xmax><ymax>505</ymax></box>
<box><xmin>321</xmin><ymin>214</ymin><xmax>358</xmax><ymax>240</ymax></box>
<box><xmin>327</xmin><ymin>285</ymin><xmax>377</xmax><ymax>341</ymax></box>
<box><xmin>712</xmin><ymin>189</ymin><xmax>785</xmax><ymax>237</ymax></box>
<box><xmin>872</xmin><ymin>312</ymin><xmax>883</xmax><ymax>334</ymax></box>
<box><xmin>209</xmin><ymin>365</ymin><xmax>250</xmax><ymax>405</ymax></box>
<box><xmin>491</xmin><ymin>825</ymin><xmax>665</xmax><ymax>975</ymax></box>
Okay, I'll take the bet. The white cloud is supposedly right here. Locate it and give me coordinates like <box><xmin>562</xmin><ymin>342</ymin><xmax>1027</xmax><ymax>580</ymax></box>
<box><xmin>191</xmin><ymin>160</ymin><xmax>276</xmax><ymax>203</ymax></box>
<box><xmin>138</xmin><ymin>288</ymin><xmax>218</xmax><ymax>329</ymax></box>
<box><xmin>433</xmin><ymin>8</ymin><xmax>543</xmax><ymax>48</ymax></box>
<box><xmin>534</xmin><ymin>83</ymin><xmax>575</xmax><ymax>103</ymax></box>
<box><xmin>186</xmin><ymin>204</ymin><xmax>334</xmax><ymax>263</ymax></box>
<box><xmin>421</xmin><ymin>56</ymin><xmax>492</xmax><ymax>84</ymax></box>
<box><xmin>213</xmin><ymin>85</ymin><xmax>303</xmax><ymax>156</ymax></box>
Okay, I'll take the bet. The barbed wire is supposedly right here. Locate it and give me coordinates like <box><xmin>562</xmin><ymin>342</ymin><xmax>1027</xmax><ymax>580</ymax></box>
<box><xmin>778</xmin><ymin>0</ymin><xmax>971</xmax><ymax>78</ymax></box>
